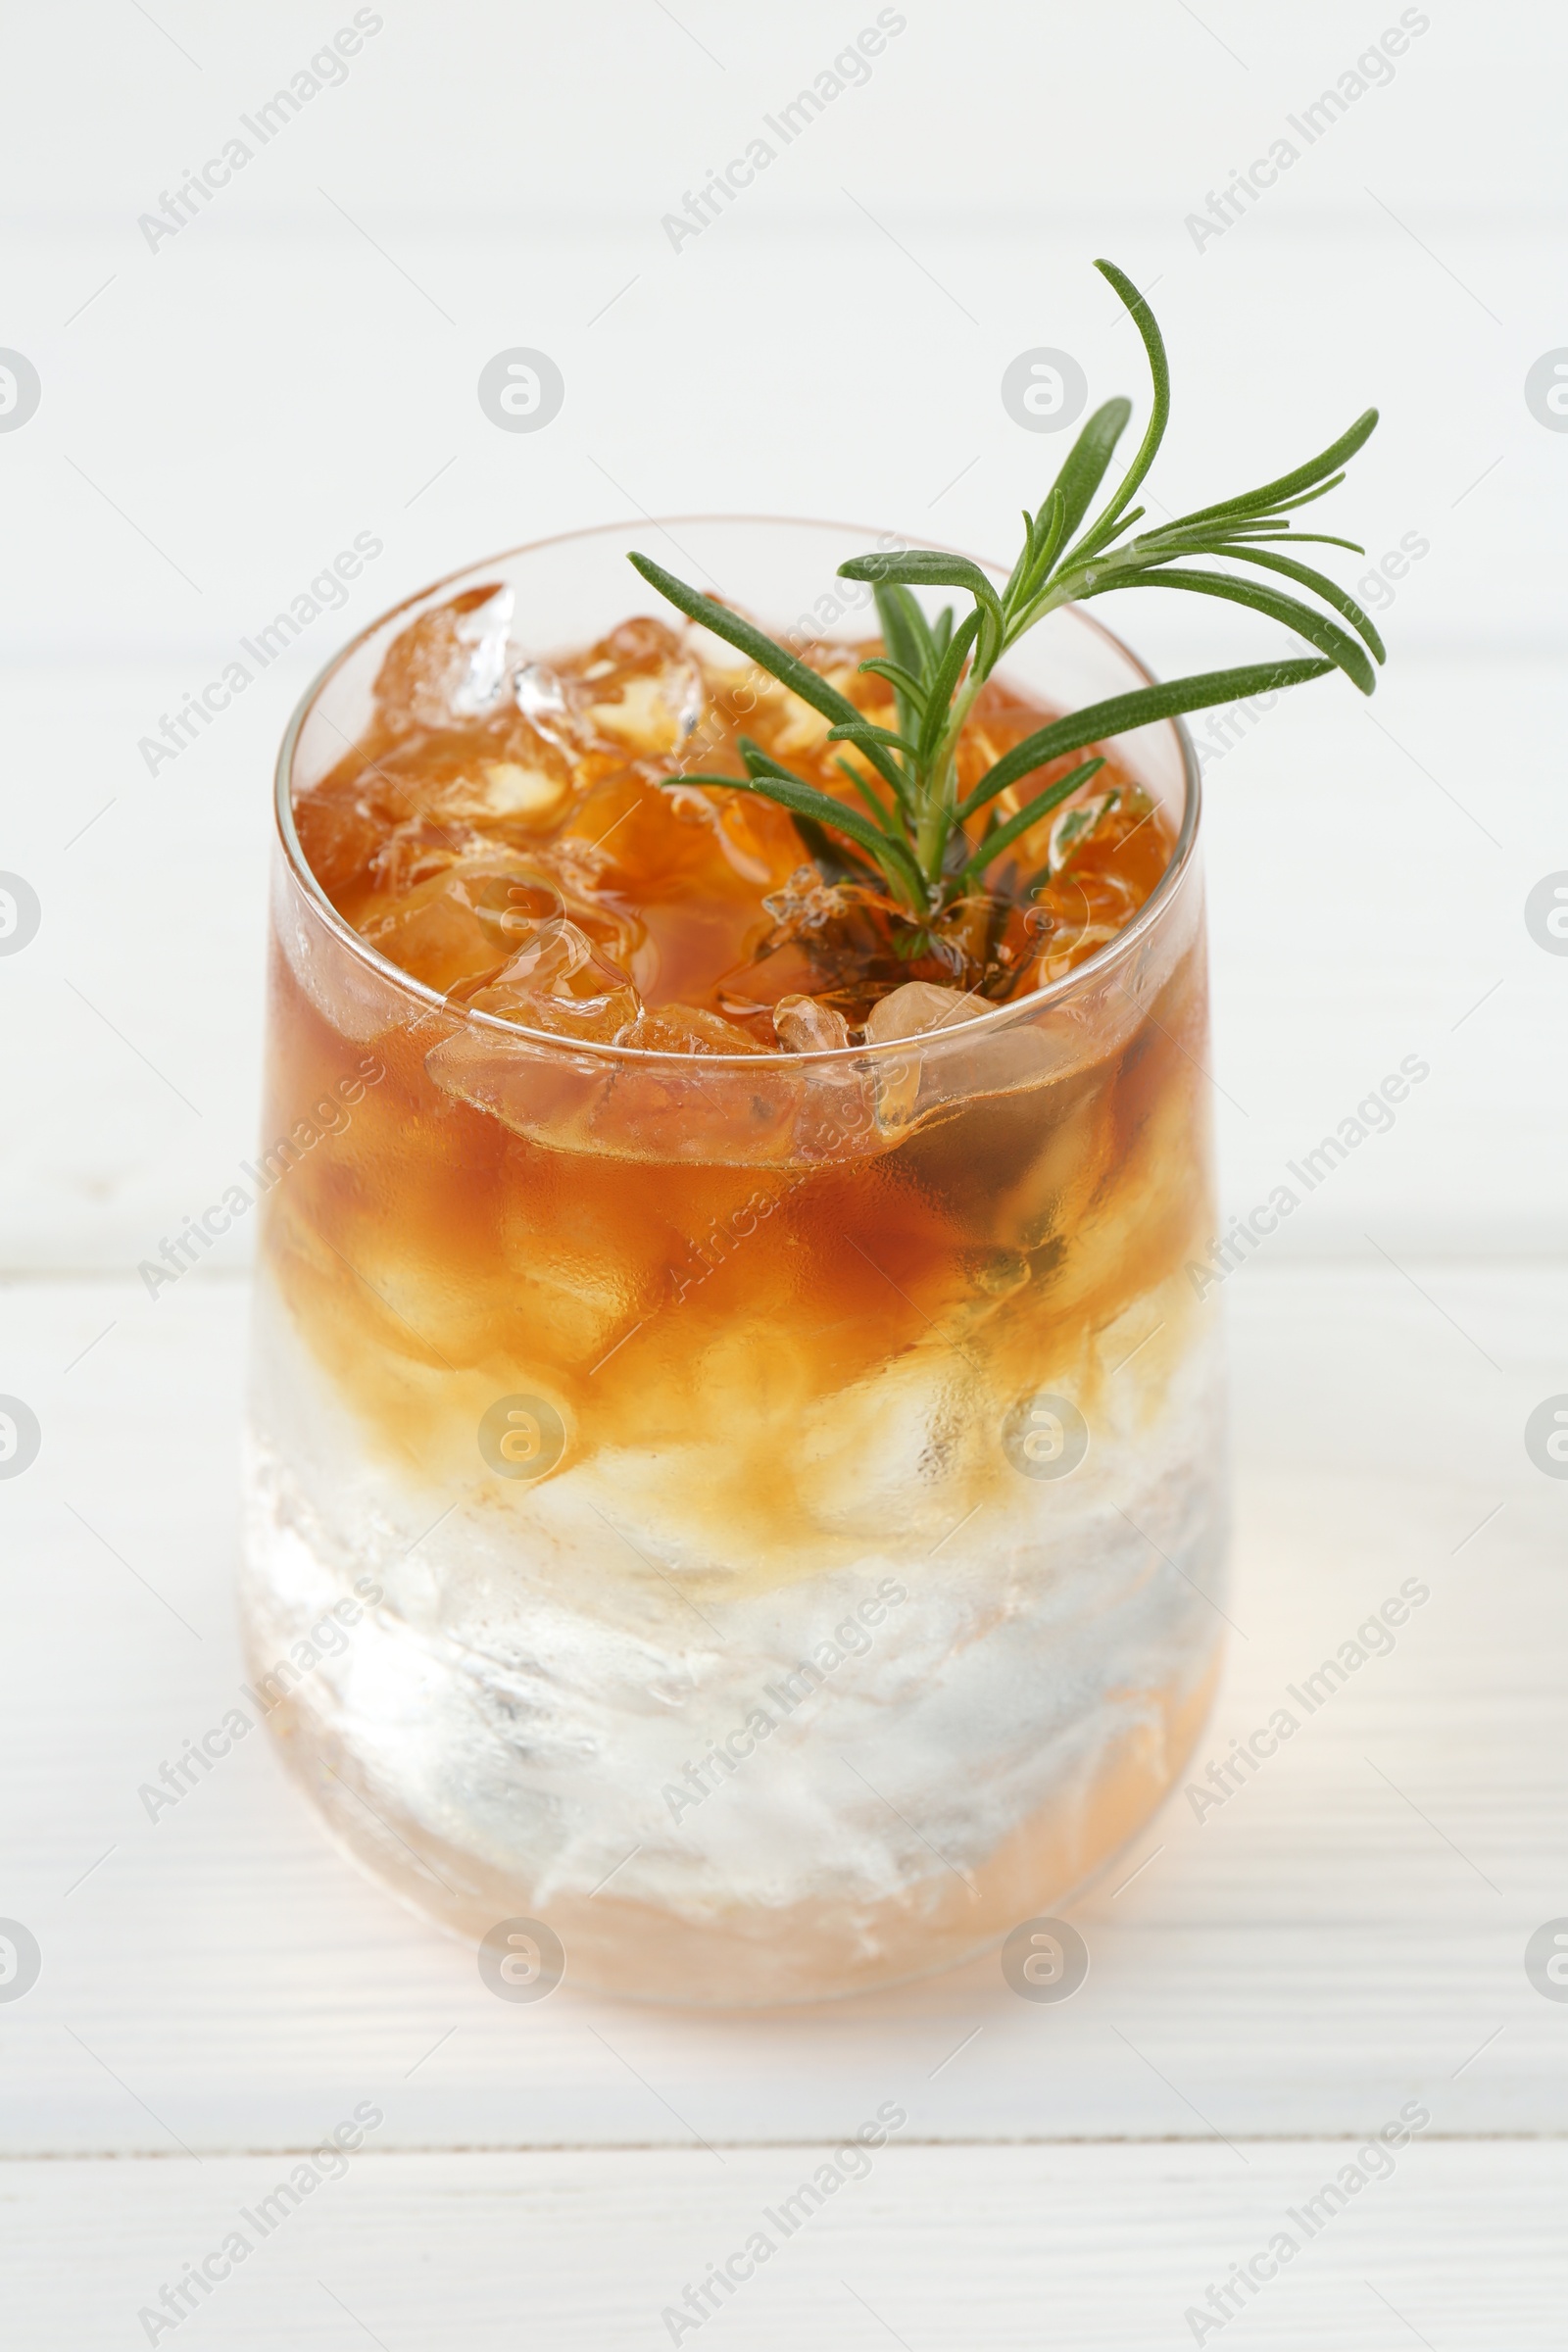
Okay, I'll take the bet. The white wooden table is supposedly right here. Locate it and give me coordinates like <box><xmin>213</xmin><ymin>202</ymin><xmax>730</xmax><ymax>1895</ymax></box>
<box><xmin>4</xmin><ymin>1262</ymin><xmax>1564</xmax><ymax>2345</ymax></box>
<box><xmin>3</xmin><ymin>4</ymin><xmax>1565</xmax><ymax>2341</ymax></box>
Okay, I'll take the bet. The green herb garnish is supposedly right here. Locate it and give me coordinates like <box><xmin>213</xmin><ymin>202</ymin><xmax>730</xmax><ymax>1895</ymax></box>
<box><xmin>630</xmin><ymin>257</ymin><xmax>1383</xmax><ymax>916</ymax></box>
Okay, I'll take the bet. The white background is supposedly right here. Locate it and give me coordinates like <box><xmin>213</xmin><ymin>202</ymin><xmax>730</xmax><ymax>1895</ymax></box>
<box><xmin>2</xmin><ymin>7</ymin><xmax>1566</xmax><ymax>2347</ymax></box>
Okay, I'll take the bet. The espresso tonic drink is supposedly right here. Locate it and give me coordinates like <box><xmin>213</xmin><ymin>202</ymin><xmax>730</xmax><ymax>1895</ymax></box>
<box><xmin>242</xmin><ymin>519</ymin><xmax>1226</xmax><ymax>2002</ymax></box>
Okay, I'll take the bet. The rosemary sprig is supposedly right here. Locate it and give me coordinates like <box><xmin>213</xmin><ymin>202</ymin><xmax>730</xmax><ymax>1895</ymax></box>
<box><xmin>630</xmin><ymin>257</ymin><xmax>1384</xmax><ymax>915</ymax></box>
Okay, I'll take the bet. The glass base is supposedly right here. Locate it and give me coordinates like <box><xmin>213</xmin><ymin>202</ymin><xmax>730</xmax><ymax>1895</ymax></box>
<box><xmin>247</xmin><ymin>1634</ymin><xmax>1220</xmax><ymax>2004</ymax></box>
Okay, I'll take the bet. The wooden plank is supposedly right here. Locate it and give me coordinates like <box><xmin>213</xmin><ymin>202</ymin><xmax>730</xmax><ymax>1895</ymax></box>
<box><xmin>2</xmin><ymin>1265</ymin><xmax>1563</xmax><ymax>2153</ymax></box>
<box><xmin>1</xmin><ymin>2143</ymin><xmax>1564</xmax><ymax>2349</ymax></box>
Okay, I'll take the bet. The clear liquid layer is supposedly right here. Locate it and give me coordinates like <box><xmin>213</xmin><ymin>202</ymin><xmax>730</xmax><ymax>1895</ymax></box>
<box><xmin>241</xmin><ymin>1262</ymin><xmax>1226</xmax><ymax>2003</ymax></box>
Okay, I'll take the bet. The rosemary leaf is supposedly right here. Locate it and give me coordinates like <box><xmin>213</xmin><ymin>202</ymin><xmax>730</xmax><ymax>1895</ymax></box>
<box><xmin>1035</xmin><ymin>400</ymin><xmax>1132</xmax><ymax>555</ymax></box>
<box><xmin>957</xmin><ymin>656</ymin><xmax>1334</xmax><ymax>821</ymax></box>
<box><xmin>839</xmin><ymin>551</ymin><xmax>1004</xmax><ymax>642</ymax></box>
<box><xmin>631</xmin><ymin>256</ymin><xmax>1384</xmax><ymax>918</ymax></box>
<box><xmin>1098</xmin><ymin>569</ymin><xmax>1378</xmax><ymax>694</ymax></box>
<box><xmin>956</xmin><ymin>759</ymin><xmax>1106</xmax><ymax>887</ymax></box>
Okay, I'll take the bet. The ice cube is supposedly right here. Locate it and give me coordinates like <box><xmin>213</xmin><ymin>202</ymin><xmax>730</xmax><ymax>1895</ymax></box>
<box><xmin>379</xmin><ymin>736</ymin><xmax>573</xmax><ymax>835</ymax></box>
<box><xmin>684</xmin><ymin>621</ymin><xmax>763</xmax><ymax>678</ymax></box>
<box><xmin>472</xmin><ymin>981</ymin><xmax>640</xmax><ymax>1047</ymax></box>
<box><xmin>513</xmin><ymin>661</ymin><xmax>574</xmax><ymax>747</ymax></box>
<box><xmin>466</xmin><ymin>919</ymin><xmax>641</xmax><ymax>1044</ymax></box>
<box><xmin>768</xmin><ymin>692</ymin><xmax>834</xmax><ymax>760</ymax></box>
<box><xmin>562</xmin><ymin>618</ymin><xmax>706</xmax><ymax>759</ymax></box>
<box><xmin>863</xmin><ymin>982</ymin><xmax>981</xmax><ymax>1044</ymax></box>
<box><xmin>615</xmin><ymin>1004</ymin><xmax>764</xmax><ymax>1055</ymax></box>
<box><xmin>365</xmin><ymin>821</ymin><xmax>480</xmax><ymax>904</ymax></box>
<box><xmin>293</xmin><ymin>761</ymin><xmax>415</xmax><ymax>903</ymax></box>
<box><xmin>359</xmin><ymin>857</ymin><xmax>564</xmax><ymax>992</ymax></box>
<box><xmin>772</xmin><ymin>994</ymin><xmax>852</xmax><ymax>1053</ymax></box>
<box><xmin>586</xmin><ymin>665</ymin><xmax>704</xmax><ymax>756</ymax></box>
<box><xmin>473</xmin><ymin>760</ymin><xmax>568</xmax><ymax>824</ymax></box>
<box><xmin>861</xmin><ymin>982</ymin><xmax>983</xmax><ymax>1134</ymax></box>
<box><xmin>373</xmin><ymin>585</ymin><xmax>516</xmax><ymax>731</ymax></box>
<box><xmin>769</xmin><ymin>995</ymin><xmax>880</xmax><ymax>1160</ymax></box>
<box><xmin>450</xmin><ymin>586</ymin><xmax>515</xmax><ymax>714</ymax></box>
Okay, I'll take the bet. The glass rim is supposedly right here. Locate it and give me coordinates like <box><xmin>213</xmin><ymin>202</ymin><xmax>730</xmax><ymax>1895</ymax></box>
<box><xmin>272</xmin><ymin>514</ymin><xmax>1202</xmax><ymax>1069</ymax></box>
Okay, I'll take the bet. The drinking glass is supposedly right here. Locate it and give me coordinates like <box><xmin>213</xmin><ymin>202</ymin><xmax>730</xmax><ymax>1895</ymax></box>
<box><xmin>240</xmin><ymin>518</ymin><xmax>1227</xmax><ymax>2004</ymax></box>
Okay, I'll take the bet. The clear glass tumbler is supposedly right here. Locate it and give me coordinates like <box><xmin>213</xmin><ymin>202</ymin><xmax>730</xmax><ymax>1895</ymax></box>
<box><xmin>240</xmin><ymin>518</ymin><xmax>1227</xmax><ymax>2004</ymax></box>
